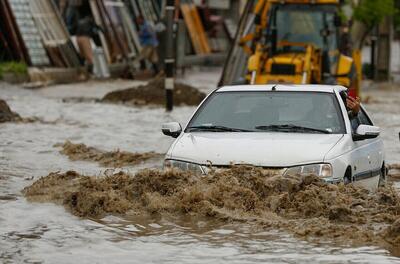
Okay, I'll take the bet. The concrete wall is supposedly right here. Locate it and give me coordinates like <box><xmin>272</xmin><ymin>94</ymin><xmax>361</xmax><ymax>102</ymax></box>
<box><xmin>391</xmin><ymin>40</ymin><xmax>400</xmax><ymax>82</ymax></box>
<box><xmin>362</xmin><ymin>40</ymin><xmax>400</xmax><ymax>82</ymax></box>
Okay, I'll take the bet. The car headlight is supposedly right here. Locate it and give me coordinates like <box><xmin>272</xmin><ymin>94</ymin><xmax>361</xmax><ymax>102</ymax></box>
<box><xmin>163</xmin><ymin>160</ymin><xmax>205</xmax><ymax>174</ymax></box>
<box><xmin>283</xmin><ymin>163</ymin><xmax>332</xmax><ymax>179</ymax></box>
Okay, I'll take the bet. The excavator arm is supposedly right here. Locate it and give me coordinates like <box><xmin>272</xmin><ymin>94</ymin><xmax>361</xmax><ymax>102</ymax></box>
<box><xmin>239</xmin><ymin>0</ymin><xmax>271</xmax><ymax>55</ymax></box>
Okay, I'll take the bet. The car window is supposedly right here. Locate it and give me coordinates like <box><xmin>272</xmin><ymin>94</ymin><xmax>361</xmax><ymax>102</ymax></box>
<box><xmin>350</xmin><ymin>117</ymin><xmax>359</xmax><ymax>132</ymax></box>
<box><xmin>359</xmin><ymin>108</ymin><xmax>373</xmax><ymax>126</ymax></box>
<box><xmin>187</xmin><ymin>91</ymin><xmax>346</xmax><ymax>134</ymax></box>
<box><xmin>350</xmin><ymin>108</ymin><xmax>373</xmax><ymax>132</ymax></box>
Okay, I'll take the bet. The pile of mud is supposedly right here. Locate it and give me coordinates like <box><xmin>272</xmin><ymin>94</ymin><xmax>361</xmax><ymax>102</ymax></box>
<box><xmin>101</xmin><ymin>76</ymin><xmax>206</xmax><ymax>106</ymax></box>
<box><xmin>389</xmin><ymin>164</ymin><xmax>400</xmax><ymax>181</ymax></box>
<box><xmin>24</xmin><ymin>166</ymin><xmax>400</xmax><ymax>253</ymax></box>
<box><xmin>56</xmin><ymin>141</ymin><xmax>162</xmax><ymax>167</ymax></box>
<box><xmin>0</xmin><ymin>99</ymin><xmax>21</xmax><ymax>123</ymax></box>
<box><xmin>0</xmin><ymin>98</ymin><xmax>53</xmax><ymax>124</ymax></box>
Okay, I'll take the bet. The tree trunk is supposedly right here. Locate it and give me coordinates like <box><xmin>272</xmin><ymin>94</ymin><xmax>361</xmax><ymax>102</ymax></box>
<box><xmin>351</xmin><ymin>21</ymin><xmax>369</xmax><ymax>49</ymax></box>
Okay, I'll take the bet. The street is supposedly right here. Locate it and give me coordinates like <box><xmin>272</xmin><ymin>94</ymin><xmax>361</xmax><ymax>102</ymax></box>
<box><xmin>1</xmin><ymin>68</ymin><xmax>400</xmax><ymax>263</ymax></box>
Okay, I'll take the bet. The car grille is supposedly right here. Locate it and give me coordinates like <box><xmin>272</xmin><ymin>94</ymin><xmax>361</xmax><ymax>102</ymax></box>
<box><xmin>203</xmin><ymin>165</ymin><xmax>286</xmax><ymax>175</ymax></box>
<box><xmin>270</xmin><ymin>63</ymin><xmax>296</xmax><ymax>75</ymax></box>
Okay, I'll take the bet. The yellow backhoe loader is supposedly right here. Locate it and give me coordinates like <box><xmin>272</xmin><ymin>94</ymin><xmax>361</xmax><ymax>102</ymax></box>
<box><xmin>219</xmin><ymin>0</ymin><xmax>361</xmax><ymax>97</ymax></box>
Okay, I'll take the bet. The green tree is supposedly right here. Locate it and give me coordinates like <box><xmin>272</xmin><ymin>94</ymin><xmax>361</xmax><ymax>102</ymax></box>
<box><xmin>351</xmin><ymin>0</ymin><xmax>395</xmax><ymax>48</ymax></box>
<box><xmin>395</xmin><ymin>0</ymin><xmax>400</xmax><ymax>33</ymax></box>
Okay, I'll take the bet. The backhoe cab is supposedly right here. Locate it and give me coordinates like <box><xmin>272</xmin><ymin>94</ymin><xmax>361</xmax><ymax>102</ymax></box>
<box><xmin>220</xmin><ymin>0</ymin><xmax>361</xmax><ymax>97</ymax></box>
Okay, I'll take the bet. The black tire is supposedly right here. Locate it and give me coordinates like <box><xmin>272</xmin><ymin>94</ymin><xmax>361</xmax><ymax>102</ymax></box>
<box><xmin>344</xmin><ymin>167</ymin><xmax>352</xmax><ymax>184</ymax></box>
<box><xmin>378</xmin><ymin>165</ymin><xmax>387</xmax><ymax>187</ymax></box>
<box><xmin>344</xmin><ymin>176</ymin><xmax>351</xmax><ymax>185</ymax></box>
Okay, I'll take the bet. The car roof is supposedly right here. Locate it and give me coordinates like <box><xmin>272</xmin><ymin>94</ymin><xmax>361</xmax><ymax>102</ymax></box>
<box><xmin>217</xmin><ymin>84</ymin><xmax>347</xmax><ymax>93</ymax></box>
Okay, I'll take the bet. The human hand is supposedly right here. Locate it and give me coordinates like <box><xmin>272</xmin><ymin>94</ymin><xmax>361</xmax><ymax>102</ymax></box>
<box><xmin>346</xmin><ymin>96</ymin><xmax>361</xmax><ymax>114</ymax></box>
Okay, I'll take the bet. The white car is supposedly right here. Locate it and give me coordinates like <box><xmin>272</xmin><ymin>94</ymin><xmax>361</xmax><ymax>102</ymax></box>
<box><xmin>162</xmin><ymin>85</ymin><xmax>385</xmax><ymax>190</ymax></box>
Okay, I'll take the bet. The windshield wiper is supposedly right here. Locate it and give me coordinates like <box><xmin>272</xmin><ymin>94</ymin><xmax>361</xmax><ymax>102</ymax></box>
<box><xmin>255</xmin><ymin>124</ymin><xmax>331</xmax><ymax>134</ymax></box>
<box><xmin>187</xmin><ymin>125</ymin><xmax>253</xmax><ymax>132</ymax></box>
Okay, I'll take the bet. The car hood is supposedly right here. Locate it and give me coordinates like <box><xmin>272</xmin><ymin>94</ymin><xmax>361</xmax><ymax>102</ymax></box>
<box><xmin>169</xmin><ymin>132</ymin><xmax>343</xmax><ymax>167</ymax></box>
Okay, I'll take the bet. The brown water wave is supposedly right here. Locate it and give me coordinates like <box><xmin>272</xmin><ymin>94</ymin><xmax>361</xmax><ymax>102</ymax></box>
<box><xmin>55</xmin><ymin>141</ymin><xmax>163</xmax><ymax>167</ymax></box>
<box><xmin>23</xmin><ymin>166</ymin><xmax>400</xmax><ymax>255</ymax></box>
<box><xmin>389</xmin><ymin>164</ymin><xmax>400</xmax><ymax>181</ymax></box>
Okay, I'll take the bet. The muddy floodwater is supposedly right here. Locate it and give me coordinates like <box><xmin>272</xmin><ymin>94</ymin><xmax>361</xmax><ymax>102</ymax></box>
<box><xmin>1</xmin><ymin>71</ymin><xmax>400</xmax><ymax>263</ymax></box>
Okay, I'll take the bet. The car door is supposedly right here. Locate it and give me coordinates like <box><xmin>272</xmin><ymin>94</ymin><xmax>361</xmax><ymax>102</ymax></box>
<box><xmin>351</xmin><ymin>107</ymin><xmax>382</xmax><ymax>182</ymax></box>
<box><xmin>336</xmin><ymin>90</ymin><xmax>370</xmax><ymax>181</ymax></box>
<box><xmin>359</xmin><ymin>107</ymin><xmax>383</xmax><ymax>173</ymax></box>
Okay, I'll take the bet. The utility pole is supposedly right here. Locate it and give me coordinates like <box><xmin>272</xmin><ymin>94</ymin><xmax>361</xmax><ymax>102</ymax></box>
<box><xmin>370</xmin><ymin>27</ymin><xmax>377</xmax><ymax>80</ymax></box>
<box><xmin>165</xmin><ymin>0</ymin><xmax>175</xmax><ymax>111</ymax></box>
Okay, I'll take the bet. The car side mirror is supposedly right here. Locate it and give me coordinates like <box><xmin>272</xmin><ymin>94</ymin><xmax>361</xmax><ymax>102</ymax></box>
<box><xmin>353</xmin><ymin>125</ymin><xmax>380</xmax><ymax>141</ymax></box>
<box><xmin>162</xmin><ymin>122</ymin><xmax>182</xmax><ymax>138</ymax></box>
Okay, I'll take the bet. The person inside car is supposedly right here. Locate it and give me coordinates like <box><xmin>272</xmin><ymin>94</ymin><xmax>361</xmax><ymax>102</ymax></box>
<box><xmin>346</xmin><ymin>96</ymin><xmax>361</xmax><ymax>117</ymax></box>
<box><xmin>340</xmin><ymin>91</ymin><xmax>361</xmax><ymax>131</ymax></box>
<box><xmin>309</xmin><ymin>91</ymin><xmax>361</xmax><ymax>133</ymax></box>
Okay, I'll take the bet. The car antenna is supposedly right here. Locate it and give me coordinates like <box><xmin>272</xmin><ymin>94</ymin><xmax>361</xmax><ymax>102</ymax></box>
<box><xmin>272</xmin><ymin>85</ymin><xmax>277</xmax><ymax>91</ymax></box>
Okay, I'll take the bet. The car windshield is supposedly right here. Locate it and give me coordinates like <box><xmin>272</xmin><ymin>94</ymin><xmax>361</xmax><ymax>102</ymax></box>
<box><xmin>187</xmin><ymin>91</ymin><xmax>345</xmax><ymax>134</ymax></box>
